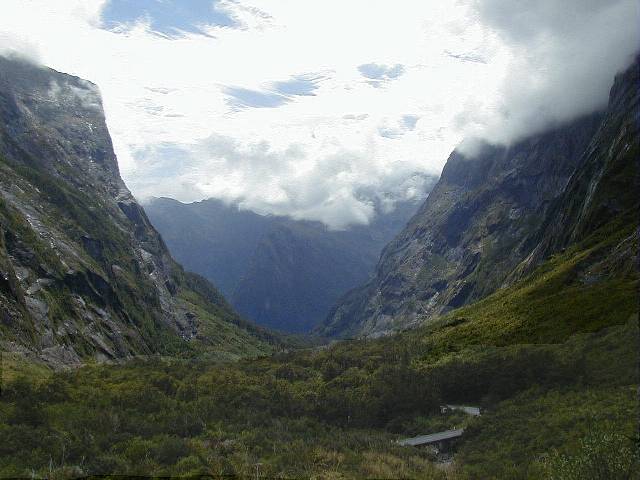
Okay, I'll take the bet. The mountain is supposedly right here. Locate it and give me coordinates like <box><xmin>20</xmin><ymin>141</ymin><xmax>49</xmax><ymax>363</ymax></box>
<box><xmin>1</xmin><ymin>53</ymin><xmax>637</xmax><ymax>480</ymax></box>
<box><xmin>0</xmin><ymin>56</ymin><xmax>276</xmax><ymax>366</ymax></box>
<box><xmin>321</xmin><ymin>55</ymin><xmax>638</xmax><ymax>338</ymax></box>
<box><xmin>142</xmin><ymin>198</ymin><xmax>273</xmax><ymax>298</ymax></box>
<box><xmin>232</xmin><ymin>198</ymin><xmax>429</xmax><ymax>333</ymax></box>
<box><xmin>145</xmin><ymin>190</ymin><xmax>433</xmax><ymax>333</ymax></box>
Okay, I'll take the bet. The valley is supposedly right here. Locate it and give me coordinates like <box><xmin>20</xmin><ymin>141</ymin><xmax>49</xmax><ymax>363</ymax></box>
<box><xmin>0</xmin><ymin>13</ymin><xmax>638</xmax><ymax>480</ymax></box>
<box><xmin>144</xmin><ymin>188</ymin><xmax>433</xmax><ymax>334</ymax></box>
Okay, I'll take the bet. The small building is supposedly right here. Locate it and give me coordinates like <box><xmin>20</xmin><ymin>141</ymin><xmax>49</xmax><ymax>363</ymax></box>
<box><xmin>440</xmin><ymin>404</ymin><xmax>482</xmax><ymax>416</ymax></box>
<box><xmin>397</xmin><ymin>429</ymin><xmax>464</xmax><ymax>452</ymax></box>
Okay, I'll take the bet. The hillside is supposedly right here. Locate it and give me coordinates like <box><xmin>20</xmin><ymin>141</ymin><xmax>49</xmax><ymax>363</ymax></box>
<box><xmin>2</xmin><ymin>195</ymin><xmax>636</xmax><ymax>478</ymax></box>
<box><xmin>0</xmin><ymin>56</ymin><xmax>276</xmax><ymax>365</ymax></box>
<box><xmin>145</xmin><ymin>189</ymin><xmax>432</xmax><ymax>333</ymax></box>
<box><xmin>321</xmin><ymin>55</ymin><xmax>638</xmax><ymax>339</ymax></box>
<box><xmin>1</xmin><ymin>1</ymin><xmax>639</xmax><ymax>478</ymax></box>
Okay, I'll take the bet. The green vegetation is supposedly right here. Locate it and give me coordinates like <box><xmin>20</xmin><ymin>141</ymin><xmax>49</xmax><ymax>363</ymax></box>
<box><xmin>1</xmin><ymin>51</ymin><xmax>636</xmax><ymax>478</ymax></box>
<box><xmin>418</xmin><ymin>221</ymin><xmax>638</xmax><ymax>357</ymax></box>
<box><xmin>0</xmin><ymin>195</ymin><xmax>65</xmax><ymax>277</ymax></box>
<box><xmin>1</xmin><ymin>318</ymin><xmax>636</xmax><ymax>478</ymax></box>
<box><xmin>0</xmin><ymin>352</ymin><xmax>52</xmax><ymax>385</ymax></box>
<box><xmin>1</xmin><ymin>214</ymin><xmax>637</xmax><ymax>478</ymax></box>
<box><xmin>460</xmin><ymin>386</ymin><xmax>638</xmax><ymax>479</ymax></box>
<box><xmin>1</xmin><ymin>147</ymin><xmax>637</xmax><ymax>477</ymax></box>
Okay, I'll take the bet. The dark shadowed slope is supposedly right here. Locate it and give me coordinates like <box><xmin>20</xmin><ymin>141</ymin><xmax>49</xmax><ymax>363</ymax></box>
<box><xmin>145</xmin><ymin>187</ymin><xmax>433</xmax><ymax>333</ymax></box>
<box><xmin>142</xmin><ymin>198</ymin><xmax>273</xmax><ymax>298</ymax></box>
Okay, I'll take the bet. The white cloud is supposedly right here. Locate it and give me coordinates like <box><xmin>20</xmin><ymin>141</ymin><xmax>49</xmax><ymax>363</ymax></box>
<box><xmin>456</xmin><ymin>0</ymin><xmax>640</xmax><ymax>154</ymax></box>
<box><xmin>0</xmin><ymin>32</ymin><xmax>42</xmax><ymax>63</ymax></box>
<box><xmin>0</xmin><ymin>0</ymin><xmax>636</xmax><ymax>227</ymax></box>
<box><xmin>47</xmin><ymin>78</ymin><xmax>103</xmax><ymax>112</ymax></box>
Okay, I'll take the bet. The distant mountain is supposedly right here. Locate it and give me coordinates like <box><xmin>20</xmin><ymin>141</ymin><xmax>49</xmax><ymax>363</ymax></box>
<box><xmin>0</xmin><ymin>56</ymin><xmax>277</xmax><ymax>366</ymax></box>
<box><xmin>141</xmin><ymin>198</ymin><xmax>273</xmax><ymax>298</ymax></box>
<box><xmin>321</xmin><ymin>55</ymin><xmax>638</xmax><ymax>338</ymax></box>
<box><xmin>145</xmin><ymin>186</ymin><xmax>434</xmax><ymax>333</ymax></box>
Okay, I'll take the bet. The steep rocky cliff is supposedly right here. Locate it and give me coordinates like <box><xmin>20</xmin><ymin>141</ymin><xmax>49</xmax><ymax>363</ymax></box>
<box><xmin>321</xmin><ymin>56</ymin><xmax>638</xmax><ymax>338</ymax></box>
<box><xmin>520</xmin><ymin>57</ymin><xmax>639</xmax><ymax>270</ymax></box>
<box><xmin>0</xmin><ymin>56</ymin><xmax>275</xmax><ymax>365</ymax></box>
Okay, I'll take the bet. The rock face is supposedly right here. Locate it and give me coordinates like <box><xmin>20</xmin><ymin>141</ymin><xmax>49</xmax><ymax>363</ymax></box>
<box><xmin>0</xmin><ymin>56</ymin><xmax>274</xmax><ymax>365</ymax></box>
<box><xmin>321</xmin><ymin>56</ymin><xmax>639</xmax><ymax>338</ymax></box>
<box><xmin>521</xmin><ymin>57</ymin><xmax>639</xmax><ymax>268</ymax></box>
<box><xmin>145</xmin><ymin>189</ymin><xmax>433</xmax><ymax>333</ymax></box>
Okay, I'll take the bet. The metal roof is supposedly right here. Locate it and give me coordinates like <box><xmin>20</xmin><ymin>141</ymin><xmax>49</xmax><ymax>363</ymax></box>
<box><xmin>446</xmin><ymin>405</ymin><xmax>482</xmax><ymax>416</ymax></box>
<box><xmin>397</xmin><ymin>429</ymin><xmax>464</xmax><ymax>446</ymax></box>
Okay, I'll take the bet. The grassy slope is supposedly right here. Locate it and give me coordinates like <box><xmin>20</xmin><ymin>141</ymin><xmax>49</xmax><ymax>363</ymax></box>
<box><xmin>415</xmin><ymin>217</ymin><xmax>637</xmax><ymax>357</ymax></box>
<box><xmin>458</xmin><ymin>385</ymin><xmax>638</xmax><ymax>479</ymax></box>
<box><xmin>406</xmin><ymin>217</ymin><xmax>638</xmax><ymax>478</ymax></box>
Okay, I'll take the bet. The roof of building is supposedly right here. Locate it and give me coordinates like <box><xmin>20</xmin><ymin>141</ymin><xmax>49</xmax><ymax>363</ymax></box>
<box><xmin>445</xmin><ymin>404</ymin><xmax>482</xmax><ymax>416</ymax></box>
<box><xmin>397</xmin><ymin>429</ymin><xmax>464</xmax><ymax>446</ymax></box>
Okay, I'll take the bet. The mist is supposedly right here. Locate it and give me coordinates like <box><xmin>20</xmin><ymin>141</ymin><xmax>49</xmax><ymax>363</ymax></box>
<box><xmin>456</xmin><ymin>0</ymin><xmax>640</xmax><ymax>155</ymax></box>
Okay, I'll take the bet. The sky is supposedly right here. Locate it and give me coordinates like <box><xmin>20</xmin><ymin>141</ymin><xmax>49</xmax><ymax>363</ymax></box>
<box><xmin>0</xmin><ymin>0</ymin><xmax>638</xmax><ymax>228</ymax></box>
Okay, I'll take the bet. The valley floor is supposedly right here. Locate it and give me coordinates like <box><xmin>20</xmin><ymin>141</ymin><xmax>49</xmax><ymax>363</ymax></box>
<box><xmin>1</xmin><ymin>323</ymin><xmax>637</xmax><ymax>479</ymax></box>
<box><xmin>1</xmin><ymin>221</ymin><xmax>638</xmax><ymax>479</ymax></box>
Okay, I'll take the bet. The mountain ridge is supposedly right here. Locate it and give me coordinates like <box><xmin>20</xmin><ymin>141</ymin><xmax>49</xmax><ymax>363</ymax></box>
<box><xmin>0</xmin><ymin>55</ymin><xmax>277</xmax><ymax>366</ymax></box>
<box><xmin>321</xmin><ymin>55</ymin><xmax>638</xmax><ymax>338</ymax></box>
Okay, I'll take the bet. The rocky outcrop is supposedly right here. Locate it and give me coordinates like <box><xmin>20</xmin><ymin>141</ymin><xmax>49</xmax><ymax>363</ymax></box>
<box><xmin>321</xmin><ymin>55</ymin><xmax>638</xmax><ymax>339</ymax></box>
<box><xmin>0</xmin><ymin>56</ymin><xmax>275</xmax><ymax>365</ymax></box>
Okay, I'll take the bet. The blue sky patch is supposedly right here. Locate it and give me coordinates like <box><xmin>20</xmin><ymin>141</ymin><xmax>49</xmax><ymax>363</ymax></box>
<box><xmin>224</xmin><ymin>87</ymin><xmax>290</xmax><ymax>109</ymax></box>
<box><xmin>225</xmin><ymin>73</ymin><xmax>325</xmax><ymax>109</ymax></box>
<box><xmin>358</xmin><ymin>63</ymin><xmax>405</xmax><ymax>87</ymax></box>
<box><xmin>271</xmin><ymin>74</ymin><xmax>324</xmax><ymax>97</ymax></box>
<box><xmin>101</xmin><ymin>0</ymin><xmax>237</xmax><ymax>36</ymax></box>
<box><xmin>378</xmin><ymin>126</ymin><xmax>402</xmax><ymax>139</ymax></box>
<box><xmin>402</xmin><ymin>114</ymin><xmax>420</xmax><ymax>130</ymax></box>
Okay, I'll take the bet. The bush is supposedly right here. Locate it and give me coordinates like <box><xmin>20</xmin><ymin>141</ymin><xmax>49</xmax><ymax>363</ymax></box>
<box><xmin>543</xmin><ymin>428</ymin><xmax>640</xmax><ymax>480</ymax></box>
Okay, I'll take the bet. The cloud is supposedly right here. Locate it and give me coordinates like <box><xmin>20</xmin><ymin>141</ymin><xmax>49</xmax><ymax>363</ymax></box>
<box><xmin>456</xmin><ymin>0</ymin><xmax>640</xmax><ymax>154</ymax></box>
<box><xmin>1</xmin><ymin>0</ymin><xmax>636</xmax><ymax>227</ymax></box>
<box><xmin>48</xmin><ymin>79</ymin><xmax>103</xmax><ymax>111</ymax></box>
<box><xmin>270</xmin><ymin>73</ymin><xmax>325</xmax><ymax>97</ymax></box>
<box><xmin>0</xmin><ymin>32</ymin><xmax>42</xmax><ymax>64</ymax></box>
<box><xmin>0</xmin><ymin>0</ymin><xmax>490</xmax><ymax>229</ymax></box>
<box><xmin>444</xmin><ymin>50</ymin><xmax>487</xmax><ymax>64</ymax></box>
<box><xmin>145</xmin><ymin>86</ymin><xmax>178</xmax><ymax>95</ymax></box>
<box><xmin>378</xmin><ymin>115</ymin><xmax>421</xmax><ymax>139</ymax></box>
<box><xmin>128</xmin><ymin>132</ymin><xmax>436</xmax><ymax>229</ymax></box>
